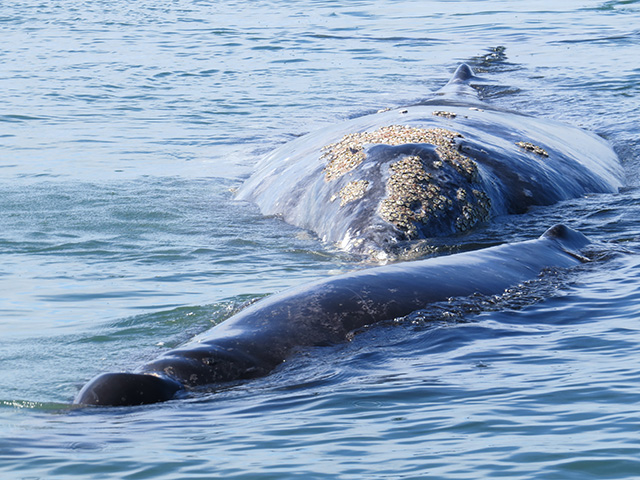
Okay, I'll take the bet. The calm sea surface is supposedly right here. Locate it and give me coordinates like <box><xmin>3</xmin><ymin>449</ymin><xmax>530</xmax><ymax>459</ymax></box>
<box><xmin>1</xmin><ymin>1</ymin><xmax>640</xmax><ymax>478</ymax></box>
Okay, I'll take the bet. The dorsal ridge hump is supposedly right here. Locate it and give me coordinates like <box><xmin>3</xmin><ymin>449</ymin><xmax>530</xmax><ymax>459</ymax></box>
<box><xmin>448</xmin><ymin>64</ymin><xmax>475</xmax><ymax>84</ymax></box>
<box><xmin>433</xmin><ymin>63</ymin><xmax>484</xmax><ymax>102</ymax></box>
<box><xmin>540</xmin><ymin>224</ymin><xmax>590</xmax><ymax>257</ymax></box>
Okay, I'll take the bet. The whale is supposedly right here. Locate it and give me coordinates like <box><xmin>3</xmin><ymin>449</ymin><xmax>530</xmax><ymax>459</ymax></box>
<box><xmin>74</xmin><ymin>224</ymin><xmax>590</xmax><ymax>406</ymax></box>
<box><xmin>236</xmin><ymin>65</ymin><xmax>622</xmax><ymax>259</ymax></box>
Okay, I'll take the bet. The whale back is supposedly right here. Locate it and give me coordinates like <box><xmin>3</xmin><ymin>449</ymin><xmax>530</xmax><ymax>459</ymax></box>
<box><xmin>237</xmin><ymin>86</ymin><xmax>621</xmax><ymax>258</ymax></box>
<box><xmin>74</xmin><ymin>225</ymin><xmax>591</xmax><ymax>406</ymax></box>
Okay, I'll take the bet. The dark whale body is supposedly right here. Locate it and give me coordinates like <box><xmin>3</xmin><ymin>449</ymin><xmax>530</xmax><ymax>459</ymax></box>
<box><xmin>75</xmin><ymin>224</ymin><xmax>589</xmax><ymax>406</ymax></box>
<box><xmin>237</xmin><ymin>65</ymin><xmax>622</xmax><ymax>259</ymax></box>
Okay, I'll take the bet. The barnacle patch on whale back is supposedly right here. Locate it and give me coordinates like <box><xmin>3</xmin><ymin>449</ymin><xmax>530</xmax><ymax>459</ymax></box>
<box><xmin>321</xmin><ymin>125</ymin><xmax>464</xmax><ymax>181</ymax></box>
<box><xmin>455</xmin><ymin>189</ymin><xmax>491</xmax><ymax>233</ymax></box>
<box><xmin>432</xmin><ymin>111</ymin><xmax>457</xmax><ymax>119</ymax></box>
<box><xmin>336</xmin><ymin>180</ymin><xmax>370</xmax><ymax>206</ymax></box>
<box><xmin>516</xmin><ymin>141</ymin><xmax>549</xmax><ymax>157</ymax></box>
<box><xmin>320</xmin><ymin>125</ymin><xmax>490</xmax><ymax>239</ymax></box>
<box><xmin>379</xmin><ymin>155</ymin><xmax>441</xmax><ymax>237</ymax></box>
<box><xmin>378</xmin><ymin>153</ymin><xmax>491</xmax><ymax>238</ymax></box>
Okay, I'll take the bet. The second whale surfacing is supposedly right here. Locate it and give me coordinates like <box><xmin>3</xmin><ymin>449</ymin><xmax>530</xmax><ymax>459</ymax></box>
<box><xmin>75</xmin><ymin>224</ymin><xmax>590</xmax><ymax>407</ymax></box>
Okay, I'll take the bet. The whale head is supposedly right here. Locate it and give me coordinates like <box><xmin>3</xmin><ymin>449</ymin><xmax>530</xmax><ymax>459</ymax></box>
<box><xmin>74</xmin><ymin>372</ymin><xmax>183</xmax><ymax>407</ymax></box>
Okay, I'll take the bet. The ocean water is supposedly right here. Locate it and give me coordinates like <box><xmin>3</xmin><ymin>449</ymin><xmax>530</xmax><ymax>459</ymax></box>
<box><xmin>1</xmin><ymin>0</ymin><xmax>640</xmax><ymax>478</ymax></box>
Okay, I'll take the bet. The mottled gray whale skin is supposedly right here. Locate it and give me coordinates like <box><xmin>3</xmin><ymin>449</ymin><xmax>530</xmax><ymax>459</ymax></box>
<box><xmin>237</xmin><ymin>64</ymin><xmax>622</xmax><ymax>259</ymax></box>
<box><xmin>74</xmin><ymin>224</ymin><xmax>589</xmax><ymax>406</ymax></box>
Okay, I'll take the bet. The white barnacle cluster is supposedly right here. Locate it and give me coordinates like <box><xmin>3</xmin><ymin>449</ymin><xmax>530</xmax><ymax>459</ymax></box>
<box><xmin>377</xmin><ymin>155</ymin><xmax>491</xmax><ymax>237</ymax></box>
<box><xmin>516</xmin><ymin>141</ymin><xmax>549</xmax><ymax>157</ymax></box>
<box><xmin>379</xmin><ymin>155</ymin><xmax>444</xmax><ymax>236</ymax></box>
<box><xmin>378</xmin><ymin>154</ymin><xmax>491</xmax><ymax>237</ymax></box>
<box><xmin>337</xmin><ymin>180</ymin><xmax>370</xmax><ymax>206</ymax></box>
<box><xmin>454</xmin><ymin>189</ymin><xmax>491</xmax><ymax>232</ymax></box>
<box><xmin>432</xmin><ymin>111</ymin><xmax>457</xmax><ymax>119</ymax></box>
<box><xmin>435</xmin><ymin>143</ymin><xmax>478</xmax><ymax>182</ymax></box>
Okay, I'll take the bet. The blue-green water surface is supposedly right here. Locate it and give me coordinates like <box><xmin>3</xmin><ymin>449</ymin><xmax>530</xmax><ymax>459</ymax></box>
<box><xmin>1</xmin><ymin>1</ymin><xmax>640</xmax><ymax>478</ymax></box>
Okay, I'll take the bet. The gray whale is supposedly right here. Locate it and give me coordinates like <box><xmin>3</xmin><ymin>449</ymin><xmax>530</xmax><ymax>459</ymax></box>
<box><xmin>237</xmin><ymin>65</ymin><xmax>622</xmax><ymax>259</ymax></box>
<box><xmin>74</xmin><ymin>224</ymin><xmax>589</xmax><ymax>406</ymax></box>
